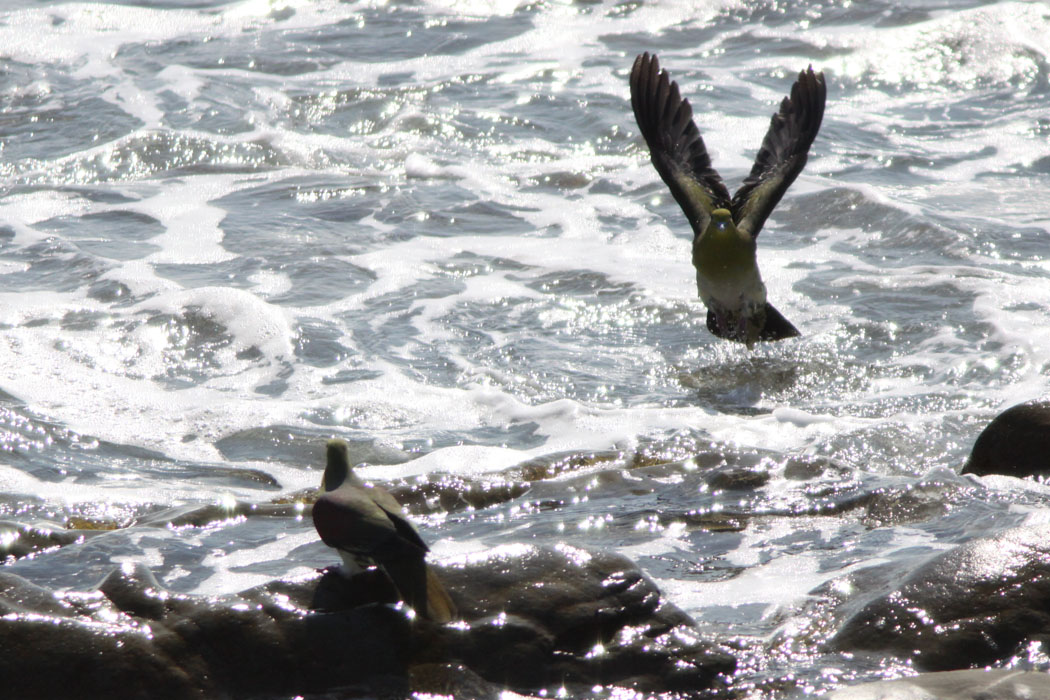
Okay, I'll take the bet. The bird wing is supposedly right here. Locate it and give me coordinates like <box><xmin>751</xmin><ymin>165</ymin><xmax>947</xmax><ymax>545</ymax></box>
<box><xmin>731</xmin><ymin>66</ymin><xmax>825</xmax><ymax>239</ymax></box>
<box><xmin>630</xmin><ymin>52</ymin><xmax>732</xmax><ymax>237</ymax></box>
<box><xmin>377</xmin><ymin>550</ymin><xmax>430</xmax><ymax>618</ymax></box>
<box><xmin>312</xmin><ymin>487</ymin><xmax>427</xmax><ymax>560</ymax></box>
<box><xmin>368</xmin><ymin>489</ymin><xmax>431</xmax><ymax>554</ymax></box>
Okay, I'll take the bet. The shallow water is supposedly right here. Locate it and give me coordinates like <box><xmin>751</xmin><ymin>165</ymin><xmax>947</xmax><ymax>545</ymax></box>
<box><xmin>2</xmin><ymin>0</ymin><xmax>1050</xmax><ymax>696</ymax></box>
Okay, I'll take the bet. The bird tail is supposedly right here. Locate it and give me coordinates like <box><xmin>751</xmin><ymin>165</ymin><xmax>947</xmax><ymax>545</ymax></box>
<box><xmin>705</xmin><ymin>303</ymin><xmax>800</xmax><ymax>344</ymax></box>
<box><xmin>759</xmin><ymin>302</ymin><xmax>800</xmax><ymax>341</ymax></box>
<box><xmin>380</xmin><ymin>557</ymin><xmax>456</xmax><ymax>623</ymax></box>
<box><xmin>425</xmin><ymin>567</ymin><xmax>456</xmax><ymax>623</ymax></box>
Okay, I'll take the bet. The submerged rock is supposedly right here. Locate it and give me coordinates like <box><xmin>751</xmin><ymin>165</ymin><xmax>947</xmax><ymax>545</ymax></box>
<box><xmin>819</xmin><ymin>669</ymin><xmax>1050</xmax><ymax>699</ymax></box>
<box><xmin>962</xmin><ymin>401</ymin><xmax>1050</xmax><ymax>478</ymax></box>
<box><xmin>830</xmin><ymin>522</ymin><xmax>1050</xmax><ymax>670</ymax></box>
<box><xmin>0</xmin><ymin>544</ymin><xmax>733</xmax><ymax>698</ymax></box>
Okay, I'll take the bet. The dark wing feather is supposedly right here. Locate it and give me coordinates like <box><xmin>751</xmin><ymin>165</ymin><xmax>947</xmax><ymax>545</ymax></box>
<box><xmin>630</xmin><ymin>52</ymin><xmax>731</xmax><ymax>236</ymax></box>
<box><xmin>378</xmin><ymin>551</ymin><xmax>429</xmax><ymax>616</ymax></box>
<box><xmin>312</xmin><ymin>490</ymin><xmax>395</xmax><ymax>555</ymax></box>
<box><xmin>371</xmin><ymin>496</ymin><xmax>430</xmax><ymax>553</ymax></box>
<box><xmin>731</xmin><ymin>66</ymin><xmax>825</xmax><ymax>238</ymax></box>
<box><xmin>312</xmin><ymin>486</ymin><xmax>428</xmax><ymax>559</ymax></box>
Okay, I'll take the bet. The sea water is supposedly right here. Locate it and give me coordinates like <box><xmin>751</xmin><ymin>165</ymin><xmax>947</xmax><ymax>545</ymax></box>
<box><xmin>1</xmin><ymin>0</ymin><xmax>1050</xmax><ymax>696</ymax></box>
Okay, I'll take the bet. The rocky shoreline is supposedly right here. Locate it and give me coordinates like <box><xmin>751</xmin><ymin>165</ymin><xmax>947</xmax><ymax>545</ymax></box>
<box><xmin>4</xmin><ymin>401</ymin><xmax>1050</xmax><ymax>698</ymax></box>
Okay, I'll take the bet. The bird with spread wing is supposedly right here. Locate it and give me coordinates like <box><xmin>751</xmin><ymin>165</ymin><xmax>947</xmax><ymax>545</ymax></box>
<box><xmin>630</xmin><ymin>53</ymin><xmax>825</xmax><ymax>347</ymax></box>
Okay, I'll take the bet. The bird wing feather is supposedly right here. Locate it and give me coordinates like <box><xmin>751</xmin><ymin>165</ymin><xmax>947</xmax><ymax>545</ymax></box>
<box><xmin>630</xmin><ymin>52</ymin><xmax>731</xmax><ymax>237</ymax></box>
<box><xmin>312</xmin><ymin>487</ymin><xmax>428</xmax><ymax>559</ymax></box>
<box><xmin>731</xmin><ymin>66</ymin><xmax>826</xmax><ymax>238</ymax></box>
<box><xmin>369</xmin><ymin>492</ymin><xmax>430</xmax><ymax>553</ymax></box>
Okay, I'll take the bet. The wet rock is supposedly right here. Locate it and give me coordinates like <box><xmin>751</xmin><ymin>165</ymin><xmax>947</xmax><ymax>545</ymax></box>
<box><xmin>513</xmin><ymin>448</ymin><xmax>625</xmax><ymax>481</ymax></box>
<box><xmin>678</xmin><ymin>510</ymin><xmax>749</xmax><ymax>532</ymax></box>
<box><xmin>200</xmin><ymin>464</ymin><xmax>281</xmax><ymax>488</ymax></box>
<box><xmin>0</xmin><ymin>544</ymin><xmax>733</xmax><ymax>698</ymax></box>
<box><xmin>531</xmin><ymin>171</ymin><xmax>592</xmax><ymax>189</ymax></box>
<box><xmin>388</xmin><ymin>473</ymin><xmax>531</xmax><ymax>513</ymax></box>
<box><xmin>819</xmin><ymin>669</ymin><xmax>1050</xmax><ymax>699</ymax></box>
<box><xmin>0</xmin><ymin>563</ymin><xmax>412</xmax><ymax>700</ymax></box>
<box><xmin>962</xmin><ymin>401</ymin><xmax>1050</xmax><ymax>478</ymax></box>
<box><xmin>782</xmin><ymin>455</ymin><xmax>848</xmax><ymax>480</ymax></box>
<box><xmin>704</xmin><ymin>465</ymin><xmax>771</xmax><ymax>490</ymax></box>
<box><xmin>438</xmin><ymin>543</ymin><xmax>734</xmax><ymax>694</ymax></box>
<box><xmin>830</xmin><ymin>522</ymin><xmax>1050</xmax><ymax>670</ymax></box>
<box><xmin>858</xmin><ymin>476</ymin><xmax>954</xmax><ymax>528</ymax></box>
<box><xmin>139</xmin><ymin>500</ymin><xmax>306</xmax><ymax>528</ymax></box>
<box><xmin>0</xmin><ymin>519</ymin><xmax>90</xmax><ymax>560</ymax></box>
<box><xmin>214</xmin><ymin>425</ymin><xmax>409</xmax><ymax>467</ymax></box>
<box><xmin>409</xmin><ymin>662</ymin><xmax>503</xmax><ymax>699</ymax></box>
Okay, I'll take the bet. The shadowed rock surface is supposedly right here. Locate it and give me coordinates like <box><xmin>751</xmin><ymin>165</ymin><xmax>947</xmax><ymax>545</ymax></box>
<box><xmin>438</xmin><ymin>543</ymin><xmax>734</xmax><ymax>693</ymax></box>
<box><xmin>831</xmin><ymin>522</ymin><xmax>1050</xmax><ymax>671</ymax></box>
<box><xmin>0</xmin><ymin>565</ymin><xmax>413</xmax><ymax>700</ymax></box>
<box><xmin>962</xmin><ymin>401</ymin><xmax>1050</xmax><ymax>478</ymax></box>
<box><xmin>0</xmin><ymin>519</ymin><xmax>91</xmax><ymax>559</ymax></box>
<box><xmin>0</xmin><ymin>544</ymin><xmax>733</xmax><ymax>699</ymax></box>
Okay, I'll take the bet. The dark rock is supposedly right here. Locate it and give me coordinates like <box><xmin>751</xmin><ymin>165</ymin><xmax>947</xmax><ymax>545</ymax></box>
<box><xmin>859</xmin><ymin>478</ymin><xmax>952</xmax><ymax>528</ymax></box>
<box><xmin>818</xmin><ymin>669</ymin><xmax>1050</xmax><ymax>699</ymax></box>
<box><xmin>704</xmin><ymin>465</ymin><xmax>771</xmax><ymax>490</ymax></box>
<box><xmin>513</xmin><ymin>448</ymin><xmax>625</xmax><ymax>481</ymax></box>
<box><xmin>0</xmin><ymin>544</ymin><xmax>733</xmax><ymax>698</ymax></box>
<box><xmin>140</xmin><ymin>501</ymin><xmax>306</xmax><ymax>528</ymax></box>
<box><xmin>0</xmin><ymin>520</ymin><xmax>89</xmax><ymax>560</ymax></box>
<box><xmin>437</xmin><ymin>543</ymin><xmax>734</xmax><ymax>693</ymax></box>
<box><xmin>214</xmin><ymin>425</ymin><xmax>409</xmax><ymax>467</ymax></box>
<box><xmin>962</xmin><ymin>401</ymin><xmax>1050</xmax><ymax>478</ymax></box>
<box><xmin>0</xmin><ymin>564</ymin><xmax>412</xmax><ymax>699</ymax></box>
<box><xmin>783</xmin><ymin>455</ymin><xmax>847</xmax><ymax>480</ymax></box>
<box><xmin>388</xmin><ymin>473</ymin><xmax>531</xmax><ymax>514</ymax></box>
<box><xmin>830</xmin><ymin>523</ymin><xmax>1050</xmax><ymax>671</ymax></box>
<box><xmin>409</xmin><ymin>662</ymin><xmax>503</xmax><ymax>699</ymax></box>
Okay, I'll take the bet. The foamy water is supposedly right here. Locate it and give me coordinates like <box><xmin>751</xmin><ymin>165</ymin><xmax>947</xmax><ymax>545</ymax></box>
<box><xmin>2</xmin><ymin>0</ymin><xmax>1050</xmax><ymax>695</ymax></box>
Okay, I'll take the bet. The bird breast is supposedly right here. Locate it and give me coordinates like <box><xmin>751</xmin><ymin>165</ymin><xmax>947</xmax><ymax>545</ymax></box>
<box><xmin>693</xmin><ymin>234</ymin><xmax>766</xmax><ymax>310</ymax></box>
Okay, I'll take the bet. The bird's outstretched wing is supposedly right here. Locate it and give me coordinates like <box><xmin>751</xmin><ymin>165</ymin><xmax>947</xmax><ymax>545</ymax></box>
<box><xmin>630</xmin><ymin>52</ymin><xmax>732</xmax><ymax>237</ymax></box>
<box><xmin>731</xmin><ymin>66</ymin><xmax>825</xmax><ymax>238</ymax></box>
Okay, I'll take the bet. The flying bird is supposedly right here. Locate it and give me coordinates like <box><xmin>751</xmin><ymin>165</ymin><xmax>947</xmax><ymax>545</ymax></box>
<box><xmin>311</xmin><ymin>439</ymin><xmax>456</xmax><ymax>622</ymax></box>
<box><xmin>630</xmin><ymin>52</ymin><xmax>825</xmax><ymax>347</ymax></box>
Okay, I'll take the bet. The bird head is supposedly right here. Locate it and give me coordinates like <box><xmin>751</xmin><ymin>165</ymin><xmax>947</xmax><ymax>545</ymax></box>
<box><xmin>711</xmin><ymin>208</ymin><xmax>733</xmax><ymax>233</ymax></box>
<box><xmin>323</xmin><ymin>439</ymin><xmax>353</xmax><ymax>491</ymax></box>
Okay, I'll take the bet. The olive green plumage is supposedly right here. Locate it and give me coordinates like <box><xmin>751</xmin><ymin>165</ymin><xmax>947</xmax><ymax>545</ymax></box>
<box><xmin>312</xmin><ymin>439</ymin><xmax>455</xmax><ymax>622</ymax></box>
<box><xmin>630</xmin><ymin>52</ymin><xmax>825</xmax><ymax>347</ymax></box>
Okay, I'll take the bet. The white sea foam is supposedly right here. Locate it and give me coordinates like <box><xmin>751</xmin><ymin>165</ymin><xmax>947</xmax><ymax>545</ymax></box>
<box><xmin>194</xmin><ymin>528</ymin><xmax>318</xmax><ymax>595</ymax></box>
<box><xmin>653</xmin><ymin>520</ymin><xmax>952</xmax><ymax>621</ymax></box>
<box><xmin>0</xmin><ymin>1</ymin><xmax>362</xmax><ymax>71</ymax></box>
<box><xmin>820</xmin><ymin>2</ymin><xmax>1050</xmax><ymax>92</ymax></box>
<box><xmin>133</xmin><ymin>286</ymin><xmax>295</xmax><ymax>361</ymax></box>
<box><xmin>357</xmin><ymin>445</ymin><xmax>526</xmax><ymax>481</ymax></box>
<box><xmin>0</xmin><ymin>191</ymin><xmax>90</xmax><ymax>245</ymax></box>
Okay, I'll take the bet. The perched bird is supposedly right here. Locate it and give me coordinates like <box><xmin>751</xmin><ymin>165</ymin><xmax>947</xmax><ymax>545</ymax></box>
<box><xmin>630</xmin><ymin>52</ymin><xmax>825</xmax><ymax>347</ymax></box>
<box><xmin>311</xmin><ymin>439</ymin><xmax>455</xmax><ymax>622</ymax></box>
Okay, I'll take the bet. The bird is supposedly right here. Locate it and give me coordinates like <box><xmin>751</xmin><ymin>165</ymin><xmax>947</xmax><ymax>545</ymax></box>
<box><xmin>311</xmin><ymin>439</ymin><xmax>456</xmax><ymax>622</ymax></box>
<box><xmin>629</xmin><ymin>52</ymin><xmax>825</xmax><ymax>347</ymax></box>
